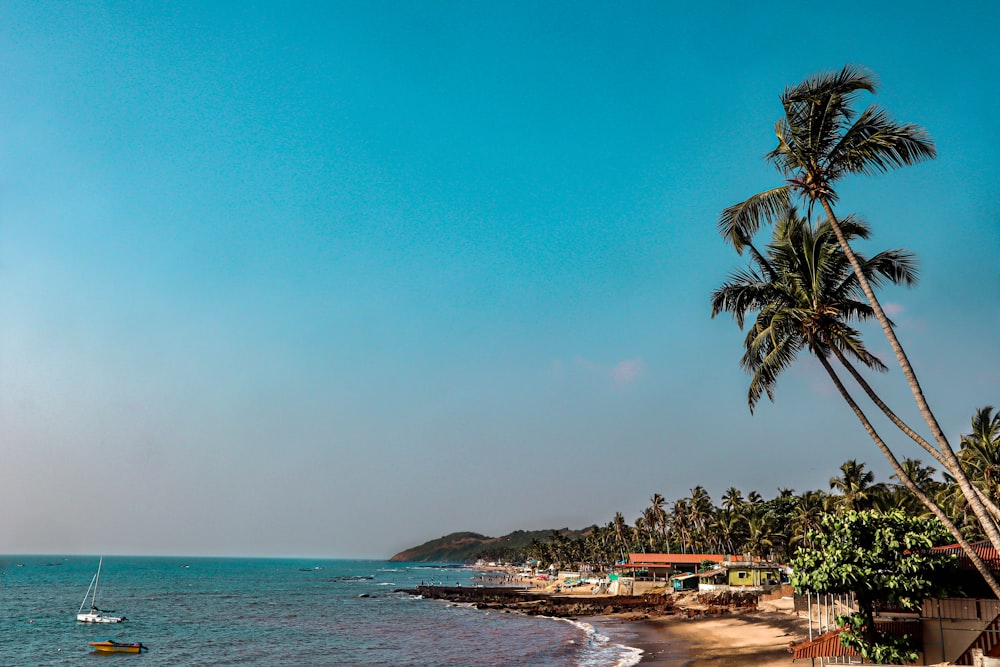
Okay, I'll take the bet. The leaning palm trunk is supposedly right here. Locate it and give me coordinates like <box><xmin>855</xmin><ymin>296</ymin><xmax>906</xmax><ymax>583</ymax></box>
<box><xmin>814</xmin><ymin>343</ymin><xmax>1000</xmax><ymax>597</ymax></box>
<box><xmin>828</xmin><ymin>342</ymin><xmax>1000</xmax><ymax>522</ymax></box>
<box><xmin>820</xmin><ymin>200</ymin><xmax>1000</xmax><ymax>554</ymax></box>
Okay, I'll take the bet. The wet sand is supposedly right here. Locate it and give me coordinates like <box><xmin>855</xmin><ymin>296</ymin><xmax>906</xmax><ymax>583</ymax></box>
<box><xmin>630</xmin><ymin>611</ymin><xmax>807</xmax><ymax>665</ymax></box>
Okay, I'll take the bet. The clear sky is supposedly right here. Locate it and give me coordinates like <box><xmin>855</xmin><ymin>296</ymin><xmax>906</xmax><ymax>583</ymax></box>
<box><xmin>0</xmin><ymin>1</ymin><xmax>996</xmax><ymax>559</ymax></box>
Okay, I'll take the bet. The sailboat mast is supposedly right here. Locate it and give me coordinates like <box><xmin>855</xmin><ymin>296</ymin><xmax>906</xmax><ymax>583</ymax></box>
<box><xmin>91</xmin><ymin>556</ymin><xmax>103</xmax><ymax>610</ymax></box>
<box><xmin>78</xmin><ymin>573</ymin><xmax>98</xmax><ymax>614</ymax></box>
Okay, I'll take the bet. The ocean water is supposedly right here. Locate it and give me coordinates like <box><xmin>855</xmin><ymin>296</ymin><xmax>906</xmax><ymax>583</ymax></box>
<box><xmin>0</xmin><ymin>556</ymin><xmax>642</xmax><ymax>666</ymax></box>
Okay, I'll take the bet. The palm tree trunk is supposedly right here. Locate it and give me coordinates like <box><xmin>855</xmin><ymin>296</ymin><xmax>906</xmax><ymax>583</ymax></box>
<box><xmin>828</xmin><ymin>343</ymin><xmax>1000</xmax><ymax>522</ymax></box>
<box><xmin>819</xmin><ymin>197</ymin><xmax>1000</xmax><ymax>555</ymax></box>
<box><xmin>814</xmin><ymin>343</ymin><xmax>1000</xmax><ymax>597</ymax></box>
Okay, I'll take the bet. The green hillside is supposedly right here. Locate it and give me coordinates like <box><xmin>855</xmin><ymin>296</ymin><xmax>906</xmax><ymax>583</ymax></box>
<box><xmin>389</xmin><ymin>528</ymin><xmax>589</xmax><ymax>563</ymax></box>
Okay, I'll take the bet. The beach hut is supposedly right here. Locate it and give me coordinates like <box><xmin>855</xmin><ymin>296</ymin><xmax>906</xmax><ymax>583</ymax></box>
<box><xmin>623</xmin><ymin>553</ymin><xmax>728</xmax><ymax>581</ymax></box>
<box><xmin>671</xmin><ymin>572</ymin><xmax>699</xmax><ymax>591</ymax></box>
<box><xmin>726</xmin><ymin>564</ymin><xmax>781</xmax><ymax>588</ymax></box>
<box><xmin>697</xmin><ymin>568</ymin><xmax>728</xmax><ymax>591</ymax></box>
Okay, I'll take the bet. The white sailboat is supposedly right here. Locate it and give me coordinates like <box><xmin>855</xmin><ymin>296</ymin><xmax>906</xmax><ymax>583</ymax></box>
<box><xmin>77</xmin><ymin>556</ymin><xmax>125</xmax><ymax>623</ymax></box>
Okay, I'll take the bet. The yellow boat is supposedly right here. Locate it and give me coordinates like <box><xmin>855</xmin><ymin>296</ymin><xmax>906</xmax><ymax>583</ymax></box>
<box><xmin>89</xmin><ymin>640</ymin><xmax>147</xmax><ymax>654</ymax></box>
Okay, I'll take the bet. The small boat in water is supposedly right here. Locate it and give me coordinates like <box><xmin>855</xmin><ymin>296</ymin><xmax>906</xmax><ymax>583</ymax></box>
<box><xmin>77</xmin><ymin>557</ymin><xmax>125</xmax><ymax>623</ymax></box>
<box><xmin>89</xmin><ymin>640</ymin><xmax>146</xmax><ymax>654</ymax></box>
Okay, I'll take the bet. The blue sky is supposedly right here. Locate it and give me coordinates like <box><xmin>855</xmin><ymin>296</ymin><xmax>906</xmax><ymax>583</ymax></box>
<box><xmin>0</xmin><ymin>1</ymin><xmax>996</xmax><ymax>558</ymax></box>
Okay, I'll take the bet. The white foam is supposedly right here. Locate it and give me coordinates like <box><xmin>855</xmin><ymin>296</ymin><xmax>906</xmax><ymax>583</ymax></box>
<box><xmin>547</xmin><ymin>616</ymin><xmax>644</xmax><ymax>667</ymax></box>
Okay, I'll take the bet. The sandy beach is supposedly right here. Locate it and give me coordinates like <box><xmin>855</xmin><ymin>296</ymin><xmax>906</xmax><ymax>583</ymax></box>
<box><xmin>461</xmin><ymin>571</ymin><xmax>811</xmax><ymax>666</ymax></box>
<box><xmin>627</xmin><ymin>610</ymin><xmax>808</xmax><ymax>665</ymax></box>
<box><xmin>531</xmin><ymin>575</ymin><xmax>809</xmax><ymax>665</ymax></box>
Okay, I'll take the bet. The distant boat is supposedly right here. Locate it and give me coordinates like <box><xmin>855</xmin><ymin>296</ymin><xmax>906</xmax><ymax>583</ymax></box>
<box><xmin>77</xmin><ymin>557</ymin><xmax>125</xmax><ymax>623</ymax></box>
<box><xmin>89</xmin><ymin>640</ymin><xmax>146</xmax><ymax>654</ymax></box>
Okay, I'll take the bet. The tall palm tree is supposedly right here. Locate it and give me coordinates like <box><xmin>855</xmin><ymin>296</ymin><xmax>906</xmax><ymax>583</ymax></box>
<box><xmin>648</xmin><ymin>493</ymin><xmax>669</xmax><ymax>548</ymax></box>
<box><xmin>894</xmin><ymin>458</ymin><xmax>937</xmax><ymax>491</ymax></box>
<box><xmin>743</xmin><ymin>508</ymin><xmax>777</xmax><ymax>558</ymax></box>
<box><xmin>887</xmin><ymin>458</ymin><xmax>940</xmax><ymax>515</ymax></box>
<box><xmin>716</xmin><ymin>507</ymin><xmax>749</xmax><ymax>555</ymax></box>
<box><xmin>721</xmin><ymin>487</ymin><xmax>744</xmax><ymax>511</ymax></box>
<box><xmin>712</xmin><ymin>208</ymin><xmax>909</xmax><ymax>411</ymax></box>
<box><xmin>960</xmin><ymin>407</ymin><xmax>1000</xmax><ymax>501</ymax></box>
<box><xmin>790</xmin><ymin>490</ymin><xmax>829</xmax><ymax>548</ymax></box>
<box><xmin>829</xmin><ymin>459</ymin><xmax>876</xmax><ymax>511</ymax></box>
<box><xmin>671</xmin><ymin>499</ymin><xmax>691</xmax><ymax>554</ymax></box>
<box><xmin>717</xmin><ymin>64</ymin><xmax>1000</xmax><ymax>555</ymax></box>
<box><xmin>687</xmin><ymin>486</ymin><xmax>715</xmax><ymax>552</ymax></box>
<box><xmin>712</xmin><ymin>208</ymin><xmax>1000</xmax><ymax>595</ymax></box>
<box><xmin>610</xmin><ymin>512</ymin><xmax>630</xmax><ymax>564</ymax></box>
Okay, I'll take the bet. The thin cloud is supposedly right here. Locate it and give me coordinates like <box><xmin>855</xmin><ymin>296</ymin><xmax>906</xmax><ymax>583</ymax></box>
<box><xmin>568</xmin><ymin>356</ymin><xmax>646</xmax><ymax>388</ymax></box>
<box><xmin>610</xmin><ymin>358</ymin><xmax>645</xmax><ymax>387</ymax></box>
<box><xmin>883</xmin><ymin>302</ymin><xmax>905</xmax><ymax>318</ymax></box>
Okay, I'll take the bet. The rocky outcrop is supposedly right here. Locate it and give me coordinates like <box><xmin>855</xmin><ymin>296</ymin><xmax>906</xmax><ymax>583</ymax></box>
<box><xmin>397</xmin><ymin>586</ymin><xmax>675</xmax><ymax>618</ymax></box>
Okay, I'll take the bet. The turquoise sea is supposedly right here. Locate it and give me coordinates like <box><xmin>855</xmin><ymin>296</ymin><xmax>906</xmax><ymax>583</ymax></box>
<box><xmin>0</xmin><ymin>556</ymin><xmax>643</xmax><ymax>666</ymax></box>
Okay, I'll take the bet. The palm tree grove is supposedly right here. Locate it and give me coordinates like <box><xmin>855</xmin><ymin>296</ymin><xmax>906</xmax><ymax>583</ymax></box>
<box><xmin>465</xmin><ymin>66</ymin><xmax>998</xmax><ymax>663</ymax></box>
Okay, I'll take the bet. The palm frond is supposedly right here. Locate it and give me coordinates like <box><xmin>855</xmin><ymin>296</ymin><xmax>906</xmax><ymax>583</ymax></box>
<box><xmin>715</xmin><ymin>202</ymin><xmax>909</xmax><ymax>414</ymax></box>
<box><xmin>777</xmin><ymin>65</ymin><xmax>879</xmax><ymax>171</ymax></box>
<box><xmin>711</xmin><ymin>270</ymin><xmax>774</xmax><ymax>328</ymax></box>
<box><xmin>860</xmin><ymin>249</ymin><xmax>920</xmax><ymax>289</ymax></box>
<box><xmin>826</xmin><ymin>105</ymin><xmax>936</xmax><ymax>180</ymax></box>
<box><xmin>718</xmin><ymin>187</ymin><xmax>790</xmax><ymax>251</ymax></box>
<box><xmin>824</xmin><ymin>325</ymin><xmax>889</xmax><ymax>373</ymax></box>
<box><xmin>822</xmin><ymin>213</ymin><xmax>871</xmax><ymax>241</ymax></box>
<box><xmin>782</xmin><ymin>65</ymin><xmax>877</xmax><ymax>112</ymax></box>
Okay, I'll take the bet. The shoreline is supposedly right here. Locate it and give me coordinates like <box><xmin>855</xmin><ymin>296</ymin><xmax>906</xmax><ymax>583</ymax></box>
<box><xmin>592</xmin><ymin>610</ymin><xmax>806</xmax><ymax>666</ymax></box>
<box><xmin>633</xmin><ymin>612</ymin><xmax>805</xmax><ymax>666</ymax></box>
<box><xmin>411</xmin><ymin>583</ymin><xmax>809</xmax><ymax>666</ymax></box>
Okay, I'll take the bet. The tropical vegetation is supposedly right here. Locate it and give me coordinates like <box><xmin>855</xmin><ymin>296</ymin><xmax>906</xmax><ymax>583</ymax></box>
<box><xmin>714</xmin><ymin>64</ymin><xmax>1000</xmax><ymax>594</ymax></box>
<box><xmin>791</xmin><ymin>509</ymin><xmax>958</xmax><ymax>663</ymax></box>
<box><xmin>395</xmin><ymin>417</ymin><xmax>998</xmax><ymax>569</ymax></box>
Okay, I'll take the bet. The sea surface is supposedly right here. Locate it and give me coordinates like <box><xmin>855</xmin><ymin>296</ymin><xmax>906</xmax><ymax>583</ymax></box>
<box><xmin>0</xmin><ymin>556</ymin><xmax>643</xmax><ymax>666</ymax></box>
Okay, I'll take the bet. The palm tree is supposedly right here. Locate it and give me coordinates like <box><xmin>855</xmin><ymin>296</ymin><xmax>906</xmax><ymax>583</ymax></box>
<box><xmin>671</xmin><ymin>499</ymin><xmax>691</xmax><ymax>554</ymax></box>
<box><xmin>610</xmin><ymin>512</ymin><xmax>630</xmax><ymax>564</ymax></box>
<box><xmin>893</xmin><ymin>458</ymin><xmax>939</xmax><ymax>493</ymax></box>
<box><xmin>687</xmin><ymin>486</ymin><xmax>715</xmax><ymax>552</ymax></box>
<box><xmin>717</xmin><ymin>64</ymin><xmax>1000</xmax><ymax>556</ymax></box>
<box><xmin>829</xmin><ymin>459</ymin><xmax>876</xmax><ymax>511</ymax></box>
<box><xmin>712</xmin><ymin>207</ymin><xmax>1000</xmax><ymax>594</ymax></box>
<box><xmin>721</xmin><ymin>487</ymin><xmax>744</xmax><ymax>511</ymax></box>
<box><xmin>743</xmin><ymin>508</ymin><xmax>776</xmax><ymax>558</ymax></box>
<box><xmin>712</xmin><ymin>508</ymin><xmax>746</xmax><ymax>555</ymax></box>
<box><xmin>887</xmin><ymin>458</ymin><xmax>940</xmax><ymax>515</ymax></box>
<box><xmin>790</xmin><ymin>490</ymin><xmax>829</xmax><ymax>548</ymax></box>
<box><xmin>648</xmin><ymin>493</ymin><xmax>669</xmax><ymax>548</ymax></box>
<box><xmin>712</xmin><ymin>209</ymin><xmax>910</xmax><ymax>411</ymax></box>
<box><xmin>960</xmin><ymin>407</ymin><xmax>1000</xmax><ymax>501</ymax></box>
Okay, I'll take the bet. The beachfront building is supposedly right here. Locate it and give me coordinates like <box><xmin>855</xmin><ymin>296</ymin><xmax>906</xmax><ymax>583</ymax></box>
<box><xmin>792</xmin><ymin>542</ymin><xmax>1000</xmax><ymax>665</ymax></box>
<box><xmin>696</xmin><ymin>564</ymin><xmax>783</xmax><ymax>591</ymax></box>
<box><xmin>623</xmin><ymin>553</ymin><xmax>785</xmax><ymax>594</ymax></box>
<box><xmin>623</xmin><ymin>553</ymin><xmax>727</xmax><ymax>582</ymax></box>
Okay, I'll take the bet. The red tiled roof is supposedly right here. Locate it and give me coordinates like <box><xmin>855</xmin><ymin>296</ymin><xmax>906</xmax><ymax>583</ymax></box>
<box><xmin>932</xmin><ymin>542</ymin><xmax>1000</xmax><ymax>571</ymax></box>
<box><xmin>791</xmin><ymin>621</ymin><xmax>920</xmax><ymax>660</ymax></box>
<box><xmin>698</xmin><ymin>568</ymin><xmax>727</xmax><ymax>578</ymax></box>
<box><xmin>791</xmin><ymin>630</ymin><xmax>858</xmax><ymax>660</ymax></box>
<box><xmin>627</xmin><ymin>553</ymin><xmax>728</xmax><ymax>565</ymax></box>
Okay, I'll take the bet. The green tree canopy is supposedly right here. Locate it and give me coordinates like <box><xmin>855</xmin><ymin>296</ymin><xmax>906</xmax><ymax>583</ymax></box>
<box><xmin>791</xmin><ymin>509</ymin><xmax>958</xmax><ymax>663</ymax></box>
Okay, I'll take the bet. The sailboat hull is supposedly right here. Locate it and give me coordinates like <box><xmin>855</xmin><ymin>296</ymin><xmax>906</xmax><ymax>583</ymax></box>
<box><xmin>78</xmin><ymin>556</ymin><xmax>126</xmax><ymax>623</ymax></box>
<box><xmin>78</xmin><ymin>612</ymin><xmax>124</xmax><ymax>623</ymax></box>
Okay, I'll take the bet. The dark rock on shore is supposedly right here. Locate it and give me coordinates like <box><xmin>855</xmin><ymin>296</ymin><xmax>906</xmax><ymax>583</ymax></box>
<box><xmin>397</xmin><ymin>586</ymin><xmax>675</xmax><ymax>618</ymax></box>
